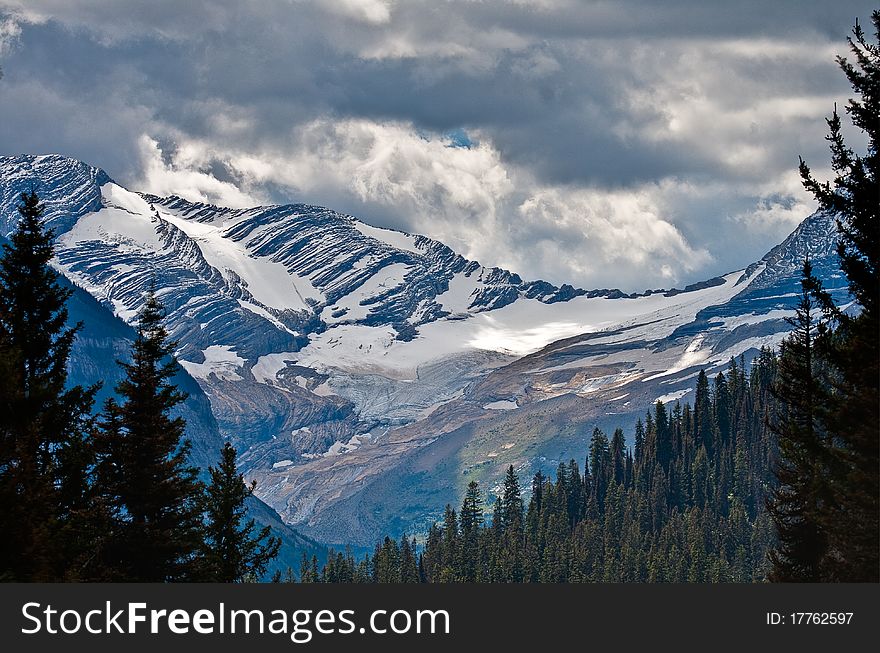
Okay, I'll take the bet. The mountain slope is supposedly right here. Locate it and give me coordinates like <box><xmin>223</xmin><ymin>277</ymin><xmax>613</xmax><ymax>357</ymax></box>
<box><xmin>0</xmin><ymin>154</ymin><xmax>846</xmax><ymax>545</ymax></box>
<box><xmin>295</xmin><ymin>212</ymin><xmax>849</xmax><ymax>543</ymax></box>
<box><xmin>1</xmin><ymin>225</ymin><xmax>326</xmax><ymax>575</ymax></box>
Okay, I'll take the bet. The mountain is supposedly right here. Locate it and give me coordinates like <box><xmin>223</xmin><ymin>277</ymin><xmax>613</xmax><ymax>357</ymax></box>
<box><xmin>0</xmin><ymin>153</ymin><xmax>847</xmax><ymax>546</ymax></box>
<box><xmin>0</xmin><ymin>208</ymin><xmax>325</xmax><ymax>576</ymax></box>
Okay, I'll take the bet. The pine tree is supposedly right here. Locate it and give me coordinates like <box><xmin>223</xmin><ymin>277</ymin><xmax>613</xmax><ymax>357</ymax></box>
<box><xmin>298</xmin><ymin>552</ymin><xmax>314</xmax><ymax>583</ymax></box>
<box><xmin>501</xmin><ymin>465</ymin><xmax>524</xmax><ymax>529</ymax></box>
<box><xmin>372</xmin><ymin>537</ymin><xmax>401</xmax><ymax>583</ymax></box>
<box><xmin>610</xmin><ymin>429</ymin><xmax>627</xmax><ymax>487</ymax></box>
<box><xmin>654</xmin><ymin>401</ymin><xmax>672</xmax><ymax>470</ymax></box>
<box><xmin>566</xmin><ymin>460</ymin><xmax>585</xmax><ymax>523</ymax></box>
<box><xmin>461</xmin><ymin>480</ymin><xmax>484</xmax><ymax>533</ymax></box>
<box><xmin>95</xmin><ymin>292</ymin><xmax>204</xmax><ymax>581</ymax></box>
<box><xmin>0</xmin><ymin>190</ymin><xmax>98</xmax><ymax>581</ymax></box>
<box><xmin>399</xmin><ymin>535</ymin><xmax>420</xmax><ymax>583</ymax></box>
<box><xmin>497</xmin><ymin>465</ymin><xmax>525</xmax><ymax>581</ymax></box>
<box><xmin>440</xmin><ymin>504</ymin><xmax>460</xmax><ymax>581</ymax></box>
<box><xmin>588</xmin><ymin>428</ymin><xmax>610</xmax><ymax>510</ymax></box>
<box><xmin>797</xmin><ymin>12</ymin><xmax>880</xmax><ymax>581</ymax></box>
<box><xmin>694</xmin><ymin>370</ymin><xmax>713</xmax><ymax>454</ymax></box>
<box><xmin>298</xmin><ymin>554</ymin><xmax>320</xmax><ymax>583</ymax></box>
<box><xmin>200</xmin><ymin>442</ymin><xmax>280</xmax><ymax>582</ymax></box>
<box><xmin>767</xmin><ymin>262</ymin><xmax>829</xmax><ymax>581</ymax></box>
<box><xmin>460</xmin><ymin>480</ymin><xmax>484</xmax><ymax>581</ymax></box>
<box><xmin>421</xmin><ymin>522</ymin><xmax>443</xmax><ymax>582</ymax></box>
<box><xmin>714</xmin><ymin>372</ymin><xmax>731</xmax><ymax>448</ymax></box>
<box><xmin>633</xmin><ymin>418</ymin><xmax>645</xmax><ymax>467</ymax></box>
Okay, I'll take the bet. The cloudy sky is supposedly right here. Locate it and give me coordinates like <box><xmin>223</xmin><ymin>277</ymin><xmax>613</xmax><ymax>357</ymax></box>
<box><xmin>0</xmin><ymin>1</ymin><xmax>873</xmax><ymax>291</ymax></box>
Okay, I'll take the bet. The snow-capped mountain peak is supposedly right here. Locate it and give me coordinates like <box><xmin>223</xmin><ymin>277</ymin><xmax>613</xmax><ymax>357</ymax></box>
<box><xmin>0</xmin><ymin>153</ymin><xmax>846</xmax><ymax>545</ymax></box>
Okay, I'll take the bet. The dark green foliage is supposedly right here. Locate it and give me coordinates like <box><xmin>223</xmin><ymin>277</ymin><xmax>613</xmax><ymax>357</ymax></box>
<box><xmin>784</xmin><ymin>12</ymin><xmax>880</xmax><ymax>582</ymax></box>
<box><xmin>610</xmin><ymin>429</ymin><xmax>627</xmax><ymax>487</ymax></box>
<box><xmin>0</xmin><ymin>191</ymin><xmax>99</xmax><ymax>581</ymax></box>
<box><xmin>501</xmin><ymin>465</ymin><xmax>524</xmax><ymax>528</ymax></box>
<box><xmin>94</xmin><ymin>293</ymin><xmax>205</xmax><ymax>581</ymax></box>
<box><xmin>694</xmin><ymin>370</ymin><xmax>712</xmax><ymax>454</ymax></box>
<box><xmin>0</xmin><ymin>193</ymin><xmax>285</xmax><ymax>583</ymax></box>
<box><xmin>766</xmin><ymin>263</ymin><xmax>829</xmax><ymax>581</ymax></box>
<box><xmin>299</xmin><ymin>553</ymin><xmax>320</xmax><ymax>583</ymax></box>
<box><xmin>714</xmin><ymin>371</ymin><xmax>731</xmax><ymax>448</ymax></box>
<box><xmin>199</xmin><ymin>443</ymin><xmax>281</xmax><ymax>582</ymax></box>
<box><xmin>498</xmin><ymin>465</ymin><xmax>525</xmax><ymax>581</ymax></box>
<box><xmin>800</xmin><ymin>15</ymin><xmax>879</xmax><ymax>319</ymax></box>
<box><xmin>311</xmin><ymin>353</ymin><xmax>782</xmax><ymax>583</ymax></box>
<box><xmin>459</xmin><ymin>480</ymin><xmax>484</xmax><ymax>581</ymax></box>
<box><xmin>589</xmin><ymin>428</ymin><xmax>610</xmax><ymax>512</ymax></box>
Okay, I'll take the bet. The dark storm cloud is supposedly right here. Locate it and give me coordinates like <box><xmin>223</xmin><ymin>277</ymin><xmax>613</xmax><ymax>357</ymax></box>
<box><xmin>0</xmin><ymin>1</ymin><xmax>874</xmax><ymax>290</ymax></box>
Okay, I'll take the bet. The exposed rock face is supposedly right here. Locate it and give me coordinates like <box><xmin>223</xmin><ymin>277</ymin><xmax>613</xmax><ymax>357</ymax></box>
<box><xmin>0</xmin><ymin>154</ymin><xmax>847</xmax><ymax>546</ymax></box>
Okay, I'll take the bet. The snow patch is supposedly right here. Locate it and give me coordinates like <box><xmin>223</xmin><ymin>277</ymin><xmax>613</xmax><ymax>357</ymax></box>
<box><xmin>61</xmin><ymin>185</ymin><xmax>165</xmax><ymax>254</ymax></box>
<box><xmin>297</xmin><ymin>270</ymin><xmax>750</xmax><ymax>379</ymax></box>
<box><xmin>321</xmin><ymin>262</ymin><xmax>412</xmax><ymax>323</ymax></box>
<box><xmin>159</xmin><ymin>210</ymin><xmax>321</xmax><ymax>311</ymax></box>
<box><xmin>436</xmin><ymin>272</ymin><xmax>481</xmax><ymax>314</ymax></box>
<box><xmin>351</xmin><ymin>220</ymin><xmax>421</xmax><ymax>254</ymax></box>
<box><xmin>710</xmin><ymin>333</ymin><xmax>789</xmax><ymax>364</ymax></box>
<box><xmin>320</xmin><ymin>434</ymin><xmax>369</xmax><ymax>458</ymax></box>
<box><xmin>251</xmin><ymin>351</ymin><xmax>298</xmax><ymax>385</ymax></box>
<box><xmin>644</xmin><ymin>334</ymin><xmax>711</xmax><ymax>381</ymax></box>
<box><xmin>111</xmin><ymin>298</ymin><xmax>138</xmax><ymax>322</ymax></box>
<box><xmin>578</xmin><ymin>371</ymin><xmax>642</xmax><ymax>394</ymax></box>
<box><xmin>655</xmin><ymin>388</ymin><xmax>693</xmax><ymax>404</ymax></box>
<box><xmin>707</xmin><ymin>309</ymin><xmax>793</xmax><ymax>330</ymax></box>
<box><xmin>103</xmin><ymin>182</ymin><xmax>155</xmax><ymax>216</ymax></box>
<box><xmin>483</xmin><ymin>399</ymin><xmax>519</xmax><ymax>410</ymax></box>
<box><xmin>179</xmin><ymin>345</ymin><xmax>245</xmax><ymax>381</ymax></box>
<box><xmin>237</xmin><ymin>300</ymin><xmax>297</xmax><ymax>335</ymax></box>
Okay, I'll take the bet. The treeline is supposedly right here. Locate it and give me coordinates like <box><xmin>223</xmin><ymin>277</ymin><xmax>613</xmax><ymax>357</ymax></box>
<box><xmin>0</xmin><ymin>191</ymin><xmax>279</xmax><ymax>581</ymax></box>
<box><xmin>297</xmin><ymin>354</ymin><xmax>779</xmax><ymax>583</ymax></box>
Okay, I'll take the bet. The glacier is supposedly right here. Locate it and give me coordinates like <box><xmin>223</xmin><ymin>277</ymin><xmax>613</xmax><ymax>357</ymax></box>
<box><xmin>0</xmin><ymin>153</ymin><xmax>848</xmax><ymax>546</ymax></box>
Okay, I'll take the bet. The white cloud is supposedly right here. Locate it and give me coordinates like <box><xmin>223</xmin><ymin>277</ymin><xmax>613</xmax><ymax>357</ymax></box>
<box><xmin>316</xmin><ymin>0</ymin><xmax>393</xmax><ymax>25</ymax></box>
<box><xmin>137</xmin><ymin>135</ymin><xmax>258</xmax><ymax>208</ymax></box>
<box><xmin>0</xmin><ymin>0</ymin><xmax>237</xmax><ymax>43</ymax></box>
<box><xmin>516</xmin><ymin>186</ymin><xmax>712</xmax><ymax>283</ymax></box>
<box><xmin>131</xmin><ymin>119</ymin><xmax>723</xmax><ymax>289</ymax></box>
<box><xmin>0</xmin><ymin>14</ymin><xmax>20</xmax><ymax>55</ymax></box>
<box><xmin>615</xmin><ymin>37</ymin><xmax>846</xmax><ymax>183</ymax></box>
<box><xmin>0</xmin><ymin>0</ymin><xmax>863</xmax><ymax>290</ymax></box>
<box><xmin>729</xmin><ymin>169</ymin><xmax>819</xmax><ymax>233</ymax></box>
<box><xmin>136</xmin><ymin>119</ymin><xmax>513</xmax><ymax>258</ymax></box>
